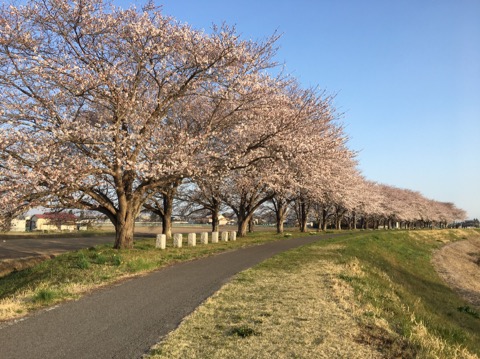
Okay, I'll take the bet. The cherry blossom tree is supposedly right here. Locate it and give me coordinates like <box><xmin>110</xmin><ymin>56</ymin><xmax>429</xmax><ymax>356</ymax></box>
<box><xmin>0</xmin><ymin>0</ymin><xmax>468</xmax><ymax>242</ymax></box>
<box><xmin>222</xmin><ymin>176</ymin><xmax>272</xmax><ymax>236</ymax></box>
<box><xmin>358</xmin><ymin>183</ymin><xmax>467</xmax><ymax>230</ymax></box>
<box><xmin>142</xmin><ymin>179</ymin><xmax>183</xmax><ymax>240</ymax></box>
<box><xmin>0</xmin><ymin>0</ymin><xmax>279</xmax><ymax>248</ymax></box>
<box><xmin>179</xmin><ymin>177</ymin><xmax>225</xmax><ymax>233</ymax></box>
<box><xmin>270</xmin><ymin>194</ymin><xmax>294</xmax><ymax>234</ymax></box>
<box><xmin>265</xmin><ymin>87</ymin><xmax>353</xmax><ymax>233</ymax></box>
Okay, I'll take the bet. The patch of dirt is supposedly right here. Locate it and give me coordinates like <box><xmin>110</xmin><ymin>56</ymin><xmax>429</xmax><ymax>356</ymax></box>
<box><xmin>0</xmin><ymin>255</ymin><xmax>53</xmax><ymax>277</ymax></box>
<box><xmin>355</xmin><ymin>323</ymin><xmax>418</xmax><ymax>359</ymax></box>
<box><xmin>432</xmin><ymin>237</ymin><xmax>480</xmax><ymax>307</ymax></box>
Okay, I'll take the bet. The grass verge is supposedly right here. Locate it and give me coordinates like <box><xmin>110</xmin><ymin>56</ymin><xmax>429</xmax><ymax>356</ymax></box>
<box><xmin>148</xmin><ymin>229</ymin><xmax>480</xmax><ymax>359</ymax></box>
<box><xmin>0</xmin><ymin>230</ymin><xmax>309</xmax><ymax>321</ymax></box>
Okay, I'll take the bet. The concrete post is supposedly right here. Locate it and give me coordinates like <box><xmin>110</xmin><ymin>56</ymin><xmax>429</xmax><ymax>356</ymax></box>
<box><xmin>200</xmin><ymin>232</ymin><xmax>208</xmax><ymax>244</ymax></box>
<box><xmin>156</xmin><ymin>234</ymin><xmax>166</xmax><ymax>249</ymax></box>
<box><xmin>188</xmin><ymin>233</ymin><xmax>196</xmax><ymax>247</ymax></box>
<box><xmin>211</xmin><ymin>232</ymin><xmax>219</xmax><ymax>243</ymax></box>
<box><xmin>221</xmin><ymin>231</ymin><xmax>229</xmax><ymax>242</ymax></box>
<box><xmin>173</xmin><ymin>233</ymin><xmax>183</xmax><ymax>248</ymax></box>
<box><xmin>230</xmin><ymin>231</ymin><xmax>237</xmax><ymax>241</ymax></box>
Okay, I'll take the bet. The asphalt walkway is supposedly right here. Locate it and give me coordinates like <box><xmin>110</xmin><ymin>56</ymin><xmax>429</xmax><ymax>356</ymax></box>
<box><xmin>0</xmin><ymin>234</ymin><xmax>337</xmax><ymax>358</ymax></box>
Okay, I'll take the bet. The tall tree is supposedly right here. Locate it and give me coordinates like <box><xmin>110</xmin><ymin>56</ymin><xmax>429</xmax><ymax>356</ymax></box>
<box><xmin>143</xmin><ymin>180</ymin><xmax>182</xmax><ymax>240</ymax></box>
<box><xmin>220</xmin><ymin>165</ymin><xmax>275</xmax><ymax>237</ymax></box>
<box><xmin>179</xmin><ymin>177</ymin><xmax>225</xmax><ymax>233</ymax></box>
<box><xmin>0</xmin><ymin>0</ymin><xmax>278</xmax><ymax>248</ymax></box>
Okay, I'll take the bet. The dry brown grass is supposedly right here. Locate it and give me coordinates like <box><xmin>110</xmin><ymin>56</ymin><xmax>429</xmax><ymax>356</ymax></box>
<box><xmin>0</xmin><ymin>296</ymin><xmax>26</xmax><ymax>321</ymax></box>
<box><xmin>149</xmin><ymin>245</ymin><xmax>383</xmax><ymax>358</ymax></box>
<box><xmin>409</xmin><ymin>229</ymin><xmax>471</xmax><ymax>243</ymax></box>
<box><xmin>409</xmin><ymin>319</ymin><xmax>479</xmax><ymax>359</ymax></box>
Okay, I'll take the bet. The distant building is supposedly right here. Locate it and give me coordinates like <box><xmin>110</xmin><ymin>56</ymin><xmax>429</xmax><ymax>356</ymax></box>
<box><xmin>29</xmin><ymin>212</ymin><xmax>77</xmax><ymax>231</ymax></box>
<box><xmin>9</xmin><ymin>218</ymin><xmax>27</xmax><ymax>232</ymax></box>
<box><xmin>207</xmin><ymin>214</ymin><xmax>230</xmax><ymax>226</ymax></box>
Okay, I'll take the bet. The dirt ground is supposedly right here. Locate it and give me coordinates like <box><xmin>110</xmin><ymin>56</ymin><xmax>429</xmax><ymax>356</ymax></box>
<box><xmin>432</xmin><ymin>236</ymin><xmax>480</xmax><ymax>307</ymax></box>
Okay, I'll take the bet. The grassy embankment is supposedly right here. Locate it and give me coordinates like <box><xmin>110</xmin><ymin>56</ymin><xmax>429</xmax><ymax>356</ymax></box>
<box><xmin>148</xmin><ymin>229</ymin><xmax>480</xmax><ymax>359</ymax></box>
<box><xmin>0</xmin><ymin>229</ymin><xmax>309</xmax><ymax>321</ymax></box>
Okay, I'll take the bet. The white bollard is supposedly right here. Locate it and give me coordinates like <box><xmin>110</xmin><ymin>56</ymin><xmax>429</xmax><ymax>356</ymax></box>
<box><xmin>200</xmin><ymin>232</ymin><xmax>208</xmax><ymax>244</ymax></box>
<box><xmin>173</xmin><ymin>233</ymin><xmax>183</xmax><ymax>248</ymax></box>
<box><xmin>221</xmin><ymin>231</ymin><xmax>229</xmax><ymax>242</ymax></box>
<box><xmin>230</xmin><ymin>231</ymin><xmax>237</xmax><ymax>241</ymax></box>
<box><xmin>211</xmin><ymin>232</ymin><xmax>219</xmax><ymax>243</ymax></box>
<box><xmin>156</xmin><ymin>234</ymin><xmax>166</xmax><ymax>249</ymax></box>
<box><xmin>188</xmin><ymin>233</ymin><xmax>196</xmax><ymax>247</ymax></box>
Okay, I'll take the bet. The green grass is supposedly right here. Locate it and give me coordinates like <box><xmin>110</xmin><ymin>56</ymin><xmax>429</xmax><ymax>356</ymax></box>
<box><xmin>329</xmin><ymin>231</ymin><xmax>479</xmax><ymax>353</ymax></box>
<box><xmin>293</xmin><ymin>230</ymin><xmax>479</xmax><ymax>357</ymax></box>
<box><xmin>0</xmin><ymin>230</ymin><xmax>311</xmax><ymax>320</ymax></box>
<box><xmin>32</xmin><ymin>288</ymin><xmax>58</xmax><ymax>303</ymax></box>
<box><xmin>148</xmin><ymin>229</ymin><xmax>480</xmax><ymax>358</ymax></box>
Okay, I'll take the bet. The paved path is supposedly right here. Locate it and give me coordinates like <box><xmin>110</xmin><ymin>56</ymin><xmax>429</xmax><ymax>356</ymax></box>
<box><xmin>0</xmin><ymin>234</ymin><xmax>338</xmax><ymax>359</ymax></box>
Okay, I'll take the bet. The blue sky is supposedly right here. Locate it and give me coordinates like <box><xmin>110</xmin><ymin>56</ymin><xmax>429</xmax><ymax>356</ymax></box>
<box><xmin>121</xmin><ymin>0</ymin><xmax>480</xmax><ymax>219</ymax></box>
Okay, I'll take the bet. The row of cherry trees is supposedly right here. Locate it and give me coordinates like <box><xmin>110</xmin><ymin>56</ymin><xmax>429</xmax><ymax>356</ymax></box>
<box><xmin>292</xmin><ymin>180</ymin><xmax>466</xmax><ymax>232</ymax></box>
<box><xmin>0</xmin><ymin>0</ymin><xmax>466</xmax><ymax>248</ymax></box>
<box><xmin>179</xmin><ymin>163</ymin><xmax>466</xmax><ymax>235</ymax></box>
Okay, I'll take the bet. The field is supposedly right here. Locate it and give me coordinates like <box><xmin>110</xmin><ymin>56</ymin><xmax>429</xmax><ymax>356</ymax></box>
<box><xmin>148</xmin><ymin>229</ymin><xmax>480</xmax><ymax>359</ymax></box>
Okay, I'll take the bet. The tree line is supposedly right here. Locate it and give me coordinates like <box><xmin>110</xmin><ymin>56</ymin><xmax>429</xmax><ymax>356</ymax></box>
<box><xmin>0</xmin><ymin>0</ymin><xmax>466</xmax><ymax>248</ymax></box>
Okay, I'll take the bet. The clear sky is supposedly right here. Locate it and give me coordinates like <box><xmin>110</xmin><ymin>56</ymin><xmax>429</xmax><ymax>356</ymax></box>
<box><xmin>120</xmin><ymin>0</ymin><xmax>480</xmax><ymax>219</ymax></box>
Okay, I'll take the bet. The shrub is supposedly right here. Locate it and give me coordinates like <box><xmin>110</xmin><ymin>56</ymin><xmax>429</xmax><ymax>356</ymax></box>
<box><xmin>112</xmin><ymin>255</ymin><xmax>122</xmax><ymax>266</ymax></box>
<box><xmin>33</xmin><ymin>288</ymin><xmax>56</xmax><ymax>303</ymax></box>
<box><xmin>92</xmin><ymin>253</ymin><xmax>107</xmax><ymax>265</ymax></box>
<box><xmin>76</xmin><ymin>253</ymin><xmax>90</xmax><ymax>269</ymax></box>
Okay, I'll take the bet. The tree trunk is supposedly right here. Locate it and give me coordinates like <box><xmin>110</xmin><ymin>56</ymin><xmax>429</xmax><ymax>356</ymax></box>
<box><xmin>248</xmin><ymin>217</ymin><xmax>254</xmax><ymax>233</ymax></box>
<box><xmin>237</xmin><ymin>213</ymin><xmax>250</xmax><ymax>237</ymax></box>
<box><xmin>162</xmin><ymin>194</ymin><xmax>174</xmax><ymax>240</ymax></box>
<box><xmin>299</xmin><ymin>201</ymin><xmax>307</xmax><ymax>232</ymax></box>
<box><xmin>315</xmin><ymin>213</ymin><xmax>321</xmax><ymax>232</ymax></box>
<box><xmin>211</xmin><ymin>210</ymin><xmax>219</xmax><ymax>233</ymax></box>
<box><xmin>335</xmin><ymin>209</ymin><xmax>344</xmax><ymax>230</ymax></box>
<box><xmin>226</xmin><ymin>193</ymin><xmax>273</xmax><ymax>238</ymax></box>
<box><xmin>274</xmin><ymin>200</ymin><xmax>287</xmax><ymax>234</ymax></box>
<box><xmin>322</xmin><ymin>208</ymin><xmax>328</xmax><ymax>231</ymax></box>
<box><xmin>113</xmin><ymin>213</ymin><xmax>136</xmax><ymax>249</ymax></box>
<box><xmin>276</xmin><ymin>218</ymin><xmax>284</xmax><ymax>234</ymax></box>
<box><xmin>162</xmin><ymin>214</ymin><xmax>172</xmax><ymax>240</ymax></box>
<box><xmin>210</xmin><ymin>197</ymin><xmax>221</xmax><ymax>232</ymax></box>
<box><xmin>238</xmin><ymin>220</ymin><xmax>248</xmax><ymax>237</ymax></box>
